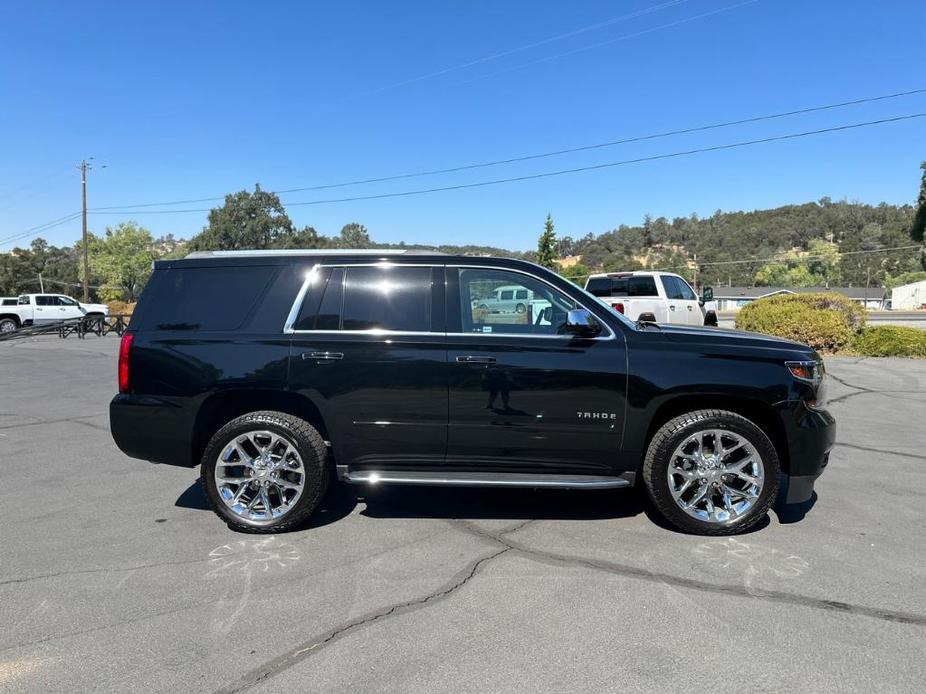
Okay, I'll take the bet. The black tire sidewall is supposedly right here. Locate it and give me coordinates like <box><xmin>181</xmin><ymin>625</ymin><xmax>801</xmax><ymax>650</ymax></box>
<box><xmin>643</xmin><ymin>410</ymin><xmax>780</xmax><ymax>535</ymax></box>
<box><xmin>200</xmin><ymin>411</ymin><xmax>328</xmax><ymax>533</ymax></box>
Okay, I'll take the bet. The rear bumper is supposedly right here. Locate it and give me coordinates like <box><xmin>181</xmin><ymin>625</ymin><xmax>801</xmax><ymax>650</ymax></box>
<box><xmin>776</xmin><ymin>401</ymin><xmax>835</xmax><ymax>504</ymax></box>
<box><xmin>110</xmin><ymin>394</ymin><xmax>195</xmax><ymax>467</ymax></box>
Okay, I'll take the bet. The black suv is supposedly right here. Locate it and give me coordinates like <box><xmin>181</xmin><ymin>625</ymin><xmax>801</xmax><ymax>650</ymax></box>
<box><xmin>110</xmin><ymin>250</ymin><xmax>834</xmax><ymax>535</ymax></box>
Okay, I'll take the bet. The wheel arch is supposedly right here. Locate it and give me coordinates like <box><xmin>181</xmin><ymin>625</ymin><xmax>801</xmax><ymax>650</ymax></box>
<box><xmin>192</xmin><ymin>389</ymin><xmax>329</xmax><ymax>466</ymax></box>
<box><xmin>641</xmin><ymin>394</ymin><xmax>790</xmax><ymax>474</ymax></box>
<box><xmin>0</xmin><ymin>313</ymin><xmax>22</xmax><ymax>327</ymax></box>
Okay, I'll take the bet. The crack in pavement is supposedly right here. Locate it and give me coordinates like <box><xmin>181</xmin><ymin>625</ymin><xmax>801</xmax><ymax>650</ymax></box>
<box><xmin>447</xmin><ymin>521</ymin><xmax>926</xmax><ymax>629</ymax></box>
<box><xmin>0</xmin><ymin>412</ymin><xmax>109</xmax><ymax>431</ymax></box>
<box><xmin>215</xmin><ymin>546</ymin><xmax>515</xmax><ymax>693</ymax></box>
<box><xmin>0</xmin><ymin>556</ymin><xmax>212</xmax><ymax>587</ymax></box>
<box><xmin>835</xmin><ymin>441</ymin><xmax>926</xmax><ymax>461</ymax></box>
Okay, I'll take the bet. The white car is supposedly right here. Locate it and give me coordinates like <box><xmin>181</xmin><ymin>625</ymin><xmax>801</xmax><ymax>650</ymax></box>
<box><xmin>474</xmin><ymin>284</ymin><xmax>535</xmax><ymax>314</ymax></box>
<box><xmin>0</xmin><ymin>293</ymin><xmax>109</xmax><ymax>332</ymax></box>
<box><xmin>584</xmin><ymin>271</ymin><xmax>717</xmax><ymax>326</ymax></box>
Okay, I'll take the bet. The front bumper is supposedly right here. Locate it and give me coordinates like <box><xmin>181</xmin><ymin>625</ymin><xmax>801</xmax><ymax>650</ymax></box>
<box><xmin>776</xmin><ymin>401</ymin><xmax>835</xmax><ymax>504</ymax></box>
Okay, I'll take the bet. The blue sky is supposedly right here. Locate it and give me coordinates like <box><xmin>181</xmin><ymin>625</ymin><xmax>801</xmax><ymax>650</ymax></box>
<box><xmin>1</xmin><ymin>0</ymin><xmax>924</xmax><ymax>251</ymax></box>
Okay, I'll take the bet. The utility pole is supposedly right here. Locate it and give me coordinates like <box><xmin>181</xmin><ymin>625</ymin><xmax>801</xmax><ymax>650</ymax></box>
<box><xmin>692</xmin><ymin>253</ymin><xmax>698</xmax><ymax>293</ymax></box>
<box><xmin>80</xmin><ymin>158</ymin><xmax>91</xmax><ymax>302</ymax></box>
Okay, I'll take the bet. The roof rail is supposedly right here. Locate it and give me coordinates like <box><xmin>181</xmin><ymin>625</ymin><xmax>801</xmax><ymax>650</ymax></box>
<box><xmin>184</xmin><ymin>248</ymin><xmax>443</xmax><ymax>259</ymax></box>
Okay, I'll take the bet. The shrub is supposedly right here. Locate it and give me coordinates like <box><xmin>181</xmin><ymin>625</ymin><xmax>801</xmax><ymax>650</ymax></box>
<box><xmin>107</xmin><ymin>300</ymin><xmax>136</xmax><ymax>317</ymax></box>
<box><xmin>851</xmin><ymin>326</ymin><xmax>926</xmax><ymax>357</ymax></box>
<box><xmin>735</xmin><ymin>292</ymin><xmax>866</xmax><ymax>352</ymax></box>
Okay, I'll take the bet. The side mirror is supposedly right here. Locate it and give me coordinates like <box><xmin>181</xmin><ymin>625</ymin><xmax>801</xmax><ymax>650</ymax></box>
<box><xmin>565</xmin><ymin>309</ymin><xmax>602</xmax><ymax>337</ymax></box>
<box><xmin>700</xmin><ymin>286</ymin><xmax>714</xmax><ymax>305</ymax></box>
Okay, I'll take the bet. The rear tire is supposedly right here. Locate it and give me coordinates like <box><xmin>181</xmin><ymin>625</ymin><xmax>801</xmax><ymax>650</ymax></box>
<box><xmin>0</xmin><ymin>317</ymin><xmax>17</xmax><ymax>333</ymax></box>
<box><xmin>643</xmin><ymin>410</ymin><xmax>779</xmax><ymax>535</ymax></box>
<box><xmin>201</xmin><ymin>410</ymin><xmax>329</xmax><ymax>533</ymax></box>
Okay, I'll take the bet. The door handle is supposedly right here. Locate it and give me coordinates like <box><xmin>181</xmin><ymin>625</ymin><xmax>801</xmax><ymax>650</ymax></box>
<box><xmin>687</xmin><ymin>305</ymin><xmax>693</xmax><ymax>311</ymax></box>
<box><xmin>302</xmin><ymin>351</ymin><xmax>343</xmax><ymax>361</ymax></box>
<box><xmin>669</xmin><ymin>305</ymin><xmax>676</xmax><ymax>310</ymax></box>
<box><xmin>456</xmin><ymin>355</ymin><xmax>496</xmax><ymax>364</ymax></box>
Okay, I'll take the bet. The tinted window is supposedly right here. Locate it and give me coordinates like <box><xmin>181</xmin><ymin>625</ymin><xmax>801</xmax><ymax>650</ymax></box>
<box><xmin>36</xmin><ymin>295</ymin><xmax>54</xmax><ymax>306</ymax></box>
<box><xmin>342</xmin><ymin>266</ymin><xmax>431</xmax><ymax>331</ymax></box>
<box><xmin>293</xmin><ymin>267</ymin><xmax>343</xmax><ymax>331</ymax></box>
<box><xmin>460</xmin><ymin>269</ymin><xmax>577</xmax><ymax>336</ymax></box>
<box><xmin>2</xmin><ymin>299</ymin><xmax>16</xmax><ymax>306</ymax></box>
<box><xmin>57</xmin><ymin>296</ymin><xmax>79</xmax><ymax>306</ymax></box>
<box><xmin>662</xmin><ymin>276</ymin><xmax>685</xmax><ymax>300</ymax></box>
<box><xmin>675</xmin><ymin>277</ymin><xmax>697</xmax><ymax>300</ymax></box>
<box><xmin>586</xmin><ymin>276</ymin><xmax>657</xmax><ymax>297</ymax></box>
<box><xmin>135</xmin><ymin>266</ymin><xmax>277</xmax><ymax>331</ymax></box>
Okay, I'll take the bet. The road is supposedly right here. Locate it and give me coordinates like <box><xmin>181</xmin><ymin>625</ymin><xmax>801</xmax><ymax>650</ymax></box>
<box><xmin>1</xmin><ymin>337</ymin><xmax>924</xmax><ymax>693</ymax></box>
<box><xmin>719</xmin><ymin>310</ymin><xmax>926</xmax><ymax>330</ymax></box>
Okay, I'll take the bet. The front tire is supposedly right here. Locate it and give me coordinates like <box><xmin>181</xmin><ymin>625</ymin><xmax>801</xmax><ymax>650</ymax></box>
<box><xmin>643</xmin><ymin>410</ymin><xmax>779</xmax><ymax>535</ymax></box>
<box><xmin>201</xmin><ymin>411</ymin><xmax>329</xmax><ymax>533</ymax></box>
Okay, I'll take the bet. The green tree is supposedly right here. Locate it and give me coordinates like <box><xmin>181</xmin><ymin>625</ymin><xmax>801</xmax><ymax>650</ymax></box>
<box><xmin>912</xmin><ymin>161</ymin><xmax>926</xmax><ymax>242</ymax></box>
<box><xmin>338</xmin><ymin>222</ymin><xmax>371</xmax><ymax>249</ymax></box>
<box><xmin>536</xmin><ymin>213</ymin><xmax>557</xmax><ymax>269</ymax></box>
<box><xmin>190</xmin><ymin>185</ymin><xmax>293</xmax><ymax>250</ymax></box>
<box><xmin>276</xmin><ymin>225</ymin><xmax>328</xmax><ymax>249</ymax></box>
<box><xmin>84</xmin><ymin>222</ymin><xmax>156</xmax><ymax>301</ymax></box>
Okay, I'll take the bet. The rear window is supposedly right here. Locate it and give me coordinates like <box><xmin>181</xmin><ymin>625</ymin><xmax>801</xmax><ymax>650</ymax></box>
<box><xmin>134</xmin><ymin>266</ymin><xmax>277</xmax><ymax>331</ymax></box>
<box><xmin>586</xmin><ymin>276</ymin><xmax>658</xmax><ymax>297</ymax></box>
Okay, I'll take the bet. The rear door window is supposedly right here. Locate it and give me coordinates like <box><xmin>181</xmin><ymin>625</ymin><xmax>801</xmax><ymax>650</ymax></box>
<box><xmin>293</xmin><ymin>265</ymin><xmax>433</xmax><ymax>332</ymax></box>
<box><xmin>135</xmin><ymin>266</ymin><xmax>278</xmax><ymax>331</ymax></box>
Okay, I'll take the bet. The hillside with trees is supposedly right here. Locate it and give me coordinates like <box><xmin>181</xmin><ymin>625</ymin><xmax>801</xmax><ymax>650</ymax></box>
<box><xmin>3</xmin><ymin>163</ymin><xmax>924</xmax><ymax>301</ymax></box>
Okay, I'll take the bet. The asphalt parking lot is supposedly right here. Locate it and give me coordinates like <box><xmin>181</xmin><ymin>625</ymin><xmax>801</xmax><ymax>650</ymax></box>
<box><xmin>1</xmin><ymin>336</ymin><xmax>924</xmax><ymax>693</ymax></box>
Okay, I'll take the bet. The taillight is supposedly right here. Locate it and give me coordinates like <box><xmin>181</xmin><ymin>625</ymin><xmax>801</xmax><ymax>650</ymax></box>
<box><xmin>611</xmin><ymin>302</ymin><xmax>625</xmax><ymax>314</ymax></box>
<box><xmin>118</xmin><ymin>332</ymin><xmax>134</xmax><ymax>393</ymax></box>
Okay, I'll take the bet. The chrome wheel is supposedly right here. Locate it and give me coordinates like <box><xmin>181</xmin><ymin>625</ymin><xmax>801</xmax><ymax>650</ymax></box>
<box><xmin>0</xmin><ymin>319</ymin><xmax>16</xmax><ymax>333</ymax></box>
<box><xmin>214</xmin><ymin>430</ymin><xmax>305</xmax><ymax>524</ymax></box>
<box><xmin>667</xmin><ymin>429</ymin><xmax>764</xmax><ymax>524</ymax></box>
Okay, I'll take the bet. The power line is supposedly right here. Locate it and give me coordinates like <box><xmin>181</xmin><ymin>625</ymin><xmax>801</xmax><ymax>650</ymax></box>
<box><xmin>90</xmin><ymin>112</ymin><xmax>926</xmax><ymax>215</ymax></box>
<box><xmin>337</xmin><ymin>0</ymin><xmax>692</xmax><ymax>100</ymax></box>
<box><xmin>0</xmin><ymin>212</ymin><xmax>82</xmax><ymax>248</ymax></box>
<box><xmin>458</xmin><ymin>0</ymin><xmax>759</xmax><ymax>86</ymax></box>
<box><xmin>88</xmin><ymin>87</ymin><xmax>926</xmax><ymax>212</ymax></box>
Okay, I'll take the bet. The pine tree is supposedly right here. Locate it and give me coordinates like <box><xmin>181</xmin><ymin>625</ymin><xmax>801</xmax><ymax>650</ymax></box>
<box><xmin>536</xmin><ymin>213</ymin><xmax>558</xmax><ymax>269</ymax></box>
<box><xmin>912</xmin><ymin>161</ymin><xmax>926</xmax><ymax>242</ymax></box>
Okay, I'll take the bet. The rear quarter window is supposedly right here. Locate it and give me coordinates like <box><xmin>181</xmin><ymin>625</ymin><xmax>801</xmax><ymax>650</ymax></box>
<box><xmin>133</xmin><ymin>266</ymin><xmax>278</xmax><ymax>331</ymax></box>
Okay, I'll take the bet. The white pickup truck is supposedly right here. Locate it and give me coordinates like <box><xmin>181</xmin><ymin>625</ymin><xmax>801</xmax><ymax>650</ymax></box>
<box><xmin>584</xmin><ymin>271</ymin><xmax>717</xmax><ymax>326</ymax></box>
<box><xmin>0</xmin><ymin>293</ymin><xmax>109</xmax><ymax>333</ymax></box>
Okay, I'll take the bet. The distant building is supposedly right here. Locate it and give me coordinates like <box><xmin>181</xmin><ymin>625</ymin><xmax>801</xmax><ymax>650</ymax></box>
<box><xmin>713</xmin><ymin>286</ymin><xmax>886</xmax><ymax>312</ymax></box>
<box><xmin>890</xmin><ymin>280</ymin><xmax>926</xmax><ymax>310</ymax></box>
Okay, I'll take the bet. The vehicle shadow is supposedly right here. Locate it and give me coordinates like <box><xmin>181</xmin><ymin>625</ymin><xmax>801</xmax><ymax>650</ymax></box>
<box><xmin>174</xmin><ymin>478</ymin><xmax>360</xmax><ymax>531</ymax></box>
<box><xmin>357</xmin><ymin>485</ymin><xmax>645</xmax><ymax>522</ymax></box>
<box><xmin>772</xmin><ymin>490</ymin><xmax>818</xmax><ymax>524</ymax></box>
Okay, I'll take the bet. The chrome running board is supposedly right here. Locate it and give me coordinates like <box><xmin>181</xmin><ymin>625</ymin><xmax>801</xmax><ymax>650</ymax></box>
<box><xmin>336</xmin><ymin>466</ymin><xmax>635</xmax><ymax>489</ymax></box>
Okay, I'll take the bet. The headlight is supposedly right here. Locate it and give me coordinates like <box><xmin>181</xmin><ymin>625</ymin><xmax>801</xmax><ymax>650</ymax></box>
<box><xmin>786</xmin><ymin>360</ymin><xmax>827</xmax><ymax>410</ymax></box>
